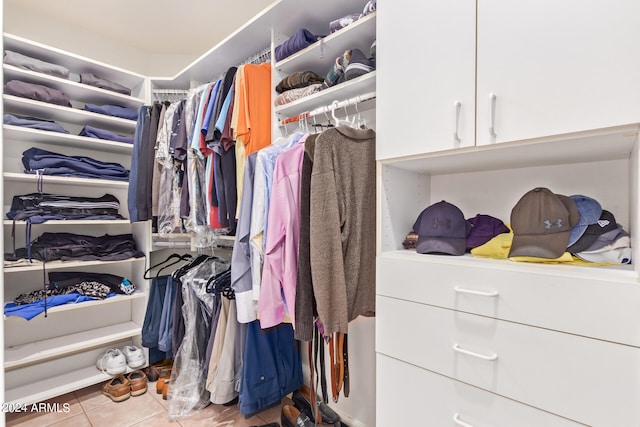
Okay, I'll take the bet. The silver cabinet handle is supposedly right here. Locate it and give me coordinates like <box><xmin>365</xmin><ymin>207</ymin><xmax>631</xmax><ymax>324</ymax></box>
<box><xmin>453</xmin><ymin>413</ymin><xmax>477</xmax><ymax>427</ymax></box>
<box><xmin>453</xmin><ymin>101</ymin><xmax>462</xmax><ymax>144</ymax></box>
<box><xmin>454</xmin><ymin>286</ymin><xmax>499</xmax><ymax>297</ymax></box>
<box><xmin>453</xmin><ymin>343</ymin><xmax>498</xmax><ymax>361</ymax></box>
<box><xmin>489</xmin><ymin>93</ymin><xmax>497</xmax><ymax>138</ymax></box>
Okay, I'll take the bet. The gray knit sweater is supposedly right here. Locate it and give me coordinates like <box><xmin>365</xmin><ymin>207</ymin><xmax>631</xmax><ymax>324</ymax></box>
<box><xmin>309</xmin><ymin>126</ymin><xmax>376</xmax><ymax>334</ymax></box>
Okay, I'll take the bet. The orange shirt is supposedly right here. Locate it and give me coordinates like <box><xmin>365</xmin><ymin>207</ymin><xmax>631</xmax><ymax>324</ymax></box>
<box><xmin>236</xmin><ymin>62</ymin><xmax>272</xmax><ymax>156</ymax></box>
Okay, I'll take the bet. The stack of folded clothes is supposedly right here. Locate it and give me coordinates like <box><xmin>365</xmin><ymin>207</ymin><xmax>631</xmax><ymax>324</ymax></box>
<box><xmin>4</xmin><ymin>80</ymin><xmax>72</xmax><ymax>107</ymax></box>
<box><xmin>274</xmin><ymin>71</ymin><xmax>324</xmax><ymax>106</ymax></box>
<box><xmin>4</xmin><ymin>113</ymin><xmax>69</xmax><ymax>133</ymax></box>
<box><xmin>275</xmin><ymin>29</ymin><xmax>325</xmax><ymax>62</ymax></box>
<box><xmin>21</xmin><ymin>147</ymin><xmax>129</xmax><ymax>181</ymax></box>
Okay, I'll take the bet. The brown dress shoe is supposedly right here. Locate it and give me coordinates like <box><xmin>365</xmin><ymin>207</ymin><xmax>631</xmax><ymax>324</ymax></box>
<box><xmin>144</xmin><ymin>360</ymin><xmax>172</xmax><ymax>382</ymax></box>
<box><xmin>102</xmin><ymin>375</ymin><xmax>131</xmax><ymax>402</ymax></box>
<box><xmin>127</xmin><ymin>370</ymin><xmax>148</xmax><ymax>396</ymax></box>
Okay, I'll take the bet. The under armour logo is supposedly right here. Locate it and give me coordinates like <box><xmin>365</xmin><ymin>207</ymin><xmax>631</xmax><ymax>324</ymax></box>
<box><xmin>543</xmin><ymin>219</ymin><xmax>564</xmax><ymax>229</ymax></box>
<box><xmin>597</xmin><ymin>220</ymin><xmax>610</xmax><ymax>228</ymax></box>
<box><xmin>433</xmin><ymin>218</ymin><xmax>452</xmax><ymax>229</ymax></box>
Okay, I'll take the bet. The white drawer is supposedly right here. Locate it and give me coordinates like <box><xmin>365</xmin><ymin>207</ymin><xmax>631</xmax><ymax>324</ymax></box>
<box><xmin>377</xmin><ymin>254</ymin><xmax>640</xmax><ymax>346</ymax></box>
<box><xmin>377</xmin><ymin>354</ymin><xmax>584</xmax><ymax>427</ymax></box>
<box><xmin>376</xmin><ymin>296</ymin><xmax>640</xmax><ymax>426</ymax></box>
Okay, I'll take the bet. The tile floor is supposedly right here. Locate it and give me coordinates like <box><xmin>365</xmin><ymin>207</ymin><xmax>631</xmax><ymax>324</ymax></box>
<box><xmin>6</xmin><ymin>381</ymin><xmax>293</xmax><ymax>427</ymax></box>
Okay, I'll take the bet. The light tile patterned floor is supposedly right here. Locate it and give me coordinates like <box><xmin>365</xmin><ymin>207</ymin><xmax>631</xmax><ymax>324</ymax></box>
<box><xmin>5</xmin><ymin>382</ymin><xmax>292</xmax><ymax>427</ymax></box>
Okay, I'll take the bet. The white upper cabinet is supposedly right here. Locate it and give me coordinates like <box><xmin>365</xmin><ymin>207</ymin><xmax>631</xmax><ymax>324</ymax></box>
<box><xmin>376</xmin><ymin>0</ymin><xmax>476</xmax><ymax>159</ymax></box>
<box><xmin>476</xmin><ymin>0</ymin><xmax>640</xmax><ymax>146</ymax></box>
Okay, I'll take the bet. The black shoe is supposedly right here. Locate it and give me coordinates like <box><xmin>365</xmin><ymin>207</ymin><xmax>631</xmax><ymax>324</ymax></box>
<box><xmin>281</xmin><ymin>404</ymin><xmax>314</xmax><ymax>427</ymax></box>
<box><xmin>292</xmin><ymin>385</ymin><xmax>340</xmax><ymax>425</ymax></box>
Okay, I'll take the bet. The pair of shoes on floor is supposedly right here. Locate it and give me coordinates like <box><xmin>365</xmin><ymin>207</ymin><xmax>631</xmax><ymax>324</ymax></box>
<box><xmin>292</xmin><ymin>384</ymin><xmax>341</xmax><ymax>425</ymax></box>
<box><xmin>102</xmin><ymin>370</ymin><xmax>148</xmax><ymax>402</ymax></box>
<box><xmin>143</xmin><ymin>359</ymin><xmax>173</xmax><ymax>382</ymax></box>
<box><xmin>96</xmin><ymin>346</ymin><xmax>146</xmax><ymax>375</ymax></box>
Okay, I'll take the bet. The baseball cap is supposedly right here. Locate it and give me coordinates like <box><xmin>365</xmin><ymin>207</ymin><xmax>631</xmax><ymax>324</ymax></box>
<box><xmin>575</xmin><ymin>246</ymin><xmax>632</xmax><ymax>264</ymax></box>
<box><xmin>567</xmin><ymin>195</ymin><xmax>602</xmax><ymax>247</ymax></box>
<box><xmin>508</xmin><ymin>187</ymin><xmax>578</xmax><ymax>259</ymax></box>
<box><xmin>413</xmin><ymin>200</ymin><xmax>469</xmax><ymax>256</ymax></box>
<box><xmin>580</xmin><ymin>225</ymin><xmax>629</xmax><ymax>252</ymax></box>
<box><xmin>466</xmin><ymin>214</ymin><xmax>510</xmax><ymax>249</ymax></box>
<box><xmin>567</xmin><ymin>210</ymin><xmax>618</xmax><ymax>253</ymax></box>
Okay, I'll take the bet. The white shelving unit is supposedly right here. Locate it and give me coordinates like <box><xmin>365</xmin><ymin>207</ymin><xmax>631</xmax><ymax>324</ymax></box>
<box><xmin>2</xmin><ymin>33</ymin><xmax>150</xmax><ymax>406</ymax></box>
<box><xmin>376</xmin><ymin>1</ymin><xmax>640</xmax><ymax>425</ymax></box>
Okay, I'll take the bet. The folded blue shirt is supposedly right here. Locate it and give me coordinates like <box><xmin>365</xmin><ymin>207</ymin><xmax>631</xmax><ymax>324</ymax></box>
<box><xmin>4</xmin><ymin>293</ymin><xmax>99</xmax><ymax>320</ymax></box>
<box><xmin>84</xmin><ymin>104</ymin><xmax>138</xmax><ymax>120</ymax></box>
<box><xmin>79</xmin><ymin>125</ymin><xmax>134</xmax><ymax>144</ymax></box>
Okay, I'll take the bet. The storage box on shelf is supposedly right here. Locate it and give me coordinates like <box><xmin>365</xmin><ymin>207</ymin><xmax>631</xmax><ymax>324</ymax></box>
<box><xmin>2</xmin><ymin>32</ymin><xmax>150</xmax><ymax>406</ymax></box>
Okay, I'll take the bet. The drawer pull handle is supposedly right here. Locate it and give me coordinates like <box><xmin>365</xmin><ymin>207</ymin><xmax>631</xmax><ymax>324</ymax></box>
<box><xmin>454</xmin><ymin>287</ymin><xmax>499</xmax><ymax>297</ymax></box>
<box><xmin>453</xmin><ymin>413</ymin><xmax>477</xmax><ymax>427</ymax></box>
<box><xmin>453</xmin><ymin>343</ymin><xmax>498</xmax><ymax>361</ymax></box>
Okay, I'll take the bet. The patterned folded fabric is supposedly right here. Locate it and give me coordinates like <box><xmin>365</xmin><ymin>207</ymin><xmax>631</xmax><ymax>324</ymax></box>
<box><xmin>274</xmin><ymin>84</ymin><xmax>323</xmax><ymax>106</ymax></box>
<box><xmin>330</xmin><ymin>13</ymin><xmax>361</xmax><ymax>33</ymax></box>
<box><xmin>276</xmin><ymin>71</ymin><xmax>324</xmax><ymax>93</ymax></box>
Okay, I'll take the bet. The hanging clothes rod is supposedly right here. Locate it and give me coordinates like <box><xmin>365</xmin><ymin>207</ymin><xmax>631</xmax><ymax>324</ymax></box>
<box><xmin>152</xmin><ymin>88</ymin><xmax>191</xmax><ymax>94</ymax></box>
<box><xmin>280</xmin><ymin>91</ymin><xmax>376</xmax><ymax>126</ymax></box>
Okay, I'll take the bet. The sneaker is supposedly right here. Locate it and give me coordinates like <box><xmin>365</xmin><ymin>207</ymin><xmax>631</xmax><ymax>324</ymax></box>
<box><xmin>96</xmin><ymin>349</ymin><xmax>127</xmax><ymax>375</ymax></box>
<box><xmin>122</xmin><ymin>345</ymin><xmax>146</xmax><ymax>369</ymax></box>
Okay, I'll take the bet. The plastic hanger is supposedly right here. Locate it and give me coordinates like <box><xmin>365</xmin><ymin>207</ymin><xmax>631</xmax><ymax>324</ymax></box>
<box><xmin>144</xmin><ymin>253</ymin><xmax>192</xmax><ymax>279</ymax></box>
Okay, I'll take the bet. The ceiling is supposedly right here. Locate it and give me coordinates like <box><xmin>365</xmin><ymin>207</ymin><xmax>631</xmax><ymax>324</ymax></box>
<box><xmin>3</xmin><ymin>0</ymin><xmax>273</xmax><ymax>55</ymax></box>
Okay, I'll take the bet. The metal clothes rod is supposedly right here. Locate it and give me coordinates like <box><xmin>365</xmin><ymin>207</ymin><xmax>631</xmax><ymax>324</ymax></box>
<box><xmin>152</xmin><ymin>88</ymin><xmax>191</xmax><ymax>94</ymax></box>
<box><xmin>280</xmin><ymin>91</ymin><xmax>376</xmax><ymax>126</ymax></box>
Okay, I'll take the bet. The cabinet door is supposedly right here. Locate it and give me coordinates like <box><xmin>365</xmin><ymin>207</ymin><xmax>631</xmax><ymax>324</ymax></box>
<box><xmin>476</xmin><ymin>0</ymin><xmax>640</xmax><ymax>146</ymax></box>
<box><xmin>376</xmin><ymin>0</ymin><xmax>475</xmax><ymax>159</ymax></box>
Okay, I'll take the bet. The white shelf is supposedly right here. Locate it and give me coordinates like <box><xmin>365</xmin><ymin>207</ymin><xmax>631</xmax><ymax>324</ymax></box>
<box><xmin>5</xmin><ymin>219</ymin><xmax>130</xmax><ymax>226</ymax></box>
<box><xmin>275</xmin><ymin>12</ymin><xmax>377</xmax><ymax>76</ymax></box>
<box><xmin>3</xmin><ymin>65</ymin><xmax>145</xmax><ymax>109</ymax></box>
<box><xmin>3</xmin><ymin>95</ymin><xmax>137</xmax><ymax>134</ymax></box>
<box><xmin>3</xmin><ymin>125</ymin><xmax>133</xmax><ymax>154</ymax></box>
<box><xmin>275</xmin><ymin>71</ymin><xmax>376</xmax><ymax>118</ymax></box>
<box><xmin>381</xmin><ymin>124</ymin><xmax>640</xmax><ymax>175</ymax></box>
<box><xmin>4</xmin><ymin>257</ymin><xmax>144</xmax><ymax>274</ymax></box>
<box><xmin>3</xmin><ymin>33</ymin><xmax>146</xmax><ymax>96</ymax></box>
<box><xmin>3</xmin><ymin>172</ymin><xmax>129</xmax><ymax>189</ymax></box>
<box><xmin>379</xmin><ymin>250</ymin><xmax>638</xmax><ymax>284</ymax></box>
<box><xmin>5</xmin><ymin>364</ymin><xmax>134</xmax><ymax>406</ymax></box>
<box><xmin>4</xmin><ymin>321</ymin><xmax>141</xmax><ymax>370</ymax></box>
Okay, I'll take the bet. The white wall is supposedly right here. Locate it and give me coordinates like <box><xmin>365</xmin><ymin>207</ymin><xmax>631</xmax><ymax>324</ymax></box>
<box><xmin>3</xmin><ymin>4</ymin><xmax>196</xmax><ymax>77</ymax></box>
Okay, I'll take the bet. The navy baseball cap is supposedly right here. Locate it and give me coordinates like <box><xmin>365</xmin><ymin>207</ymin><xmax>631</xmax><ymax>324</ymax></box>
<box><xmin>413</xmin><ymin>201</ymin><xmax>469</xmax><ymax>256</ymax></box>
